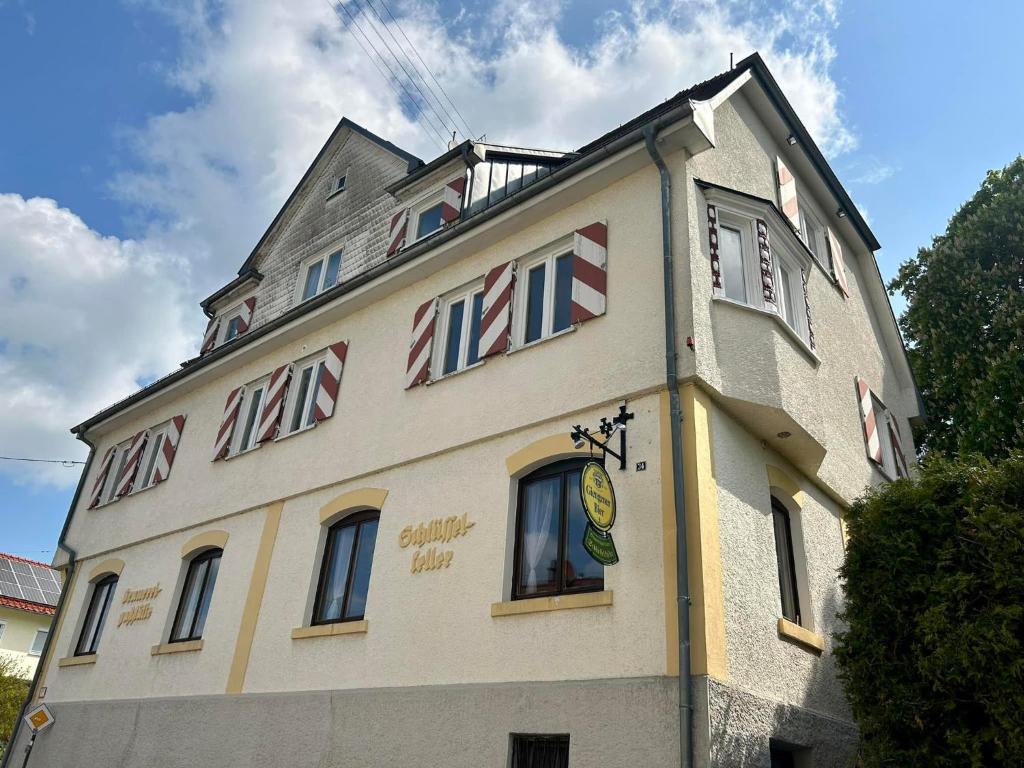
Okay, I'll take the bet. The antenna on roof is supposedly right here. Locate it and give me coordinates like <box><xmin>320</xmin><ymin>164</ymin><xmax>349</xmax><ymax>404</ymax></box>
<box><xmin>730</xmin><ymin>52</ymin><xmax>734</xmax><ymax>69</ymax></box>
<box><xmin>447</xmin><ymin>130</ymin><xmax>458</xmax><ymax>150</ymax></box>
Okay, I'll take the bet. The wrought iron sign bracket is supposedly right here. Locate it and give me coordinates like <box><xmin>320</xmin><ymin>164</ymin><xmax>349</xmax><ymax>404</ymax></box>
<box><xmin>570</xmin><ymin>404</ymin><xmax>634</xmax><ymax>471</ymax></box>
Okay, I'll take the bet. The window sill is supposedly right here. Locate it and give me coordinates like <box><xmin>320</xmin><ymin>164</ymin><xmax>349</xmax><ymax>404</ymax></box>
<box><xmin>325</xmin><ymin>188</ymin><xmax>346</xmax><ymax>203</ymax></box>
<box><xmin>491</xmin><ymin>590</ymin><xmax>613</xmax><ymax>617</ymax></box>
<box><xmin>506</xmin><ymin>325</ymin><xmax>576</xmax><ymax>357</ymax></box>
<box><xmin>427</xmin><ymin>359</ymin><xmax>485</xmax><ymax>384</ymax></box>
<box><xmin>58</xmin><ymin>654</ymin><xmax>97</xmax><ymax>668</ymax></box>
<box><xmin>712</xmin><ymin>296</ymin><xmax>820</xmax><ymax>366</ymax></box>
<box><xmin>274</xmin><ymin>422</ymin><xmax>317</xmax><ymax>444</ymax></box>
<box><xmin>291</xmin><ymin>620</ymin><xmax>368</xmax><ymax>640</ymax></box>
<box><xmin>224</xmin><ymin>443</ymin><xmax>262</xmax><ymax>461</ymax></box>
<box><xmin>151</xmin><ymin>639</ymin><xmax>203</xmax><ymax>656</ymax></box>
<box><xmin>777</xmin><ymin>617</ymin><xmax>825</xmax><ymax>653</ymax></box>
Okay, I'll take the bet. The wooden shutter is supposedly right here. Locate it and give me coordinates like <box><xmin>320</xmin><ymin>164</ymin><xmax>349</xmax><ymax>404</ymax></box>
<box><xmin>387</xmin><ymin>208</ymin><xmax>410</xmax><ymax>257</ymax></box>
<box><xmin>256</xmin><ymin>365</ymin><xmax>292</xmax><ymax>444</ymax></box>
<box><xmin>213</xmin><ymin>386</ymin><xmax>245</xmax><ymax>461</ymax></box>
<box><xmin>200</xmin><ymin>317</ymin><xmax>219</xmax><ymax>355</ymax></box>
<box><xmin>707</xmin><ymin>204</ymin><xmax>723</xmax><ymax>293</ymax></box>
<box><xmin>236</xmin><ymin>297</ymin><xmax>257</xmax><ymax>334</ymax></box>
<box><xmin>406</xmin><ymin>298</ymin><xmax>438</xmax><ymax>388</ymax></box>
<box><xmin>440</xmin><ymin>176</ymin><xmax>465</xmax><ymax>225</ymax></box>
<box><xmin>313</xmin><ymin>342</ymin><xmax>349</xmax><ymax>422</ymax></box>
<box><xmin>776</xmin><ymin>156</ymin><xmax>801</xmax><ymax>232</ymax></box>
<box><xmin>87</xmin><ymin>446</ymin><xmax>117</xmax><ymax>509</ymax></box>
<box><xmin>152</xmin><ymin>415</ymin><xmax>187</xmax><ymax>484</ymax></box>
<box><xmin>856</xmin><ymin>377</ymin><xmax>883</xmax><ymax>464</ymax></box>
<box><xmin>479</xmin><ymin>261</ymin><xmax>516</xmax><ymax>359</ymax></box>
<box><xmin>114</xmin><ymin>430</ymin><xmax>149</xmax><ymax>497</ymax></box>
<box><xmin>888</xmin><ymin>416</ymin><xmax>910</xmax><ymax>478</ymax></box>
<box><xmin>827</xmin><ymin>227</ymin><xmax>851</xmax><ymax>298</ymax></box>
<box><xmin>570</xmin><ymin>222</ymin><xmax>607</xmax><ymax>323</ymax></box>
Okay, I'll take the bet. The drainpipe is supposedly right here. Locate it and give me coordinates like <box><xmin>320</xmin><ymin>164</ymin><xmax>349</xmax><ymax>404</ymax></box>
<box><xmin>643</xmin><ymin>123</ymin><xmax>693</xmax><ymax>768</ymax></box>
<box><xmin>1</xmin><ymin>435</ymin><xmax>90</xmax><ymax>768</ymax></box>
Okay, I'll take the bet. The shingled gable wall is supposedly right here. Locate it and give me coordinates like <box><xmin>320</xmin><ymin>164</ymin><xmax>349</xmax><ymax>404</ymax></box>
<box><xmin>246</xmin><ymin>130</ymin><xmax>414</xmax><ymax>330</ymax></box>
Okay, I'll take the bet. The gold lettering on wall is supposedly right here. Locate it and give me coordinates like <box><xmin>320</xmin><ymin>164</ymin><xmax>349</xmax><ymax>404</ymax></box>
<box><xmin>117</xmin><ymin>584</ymin><xmax>162</xmax><ymax>627</ymax></box>
<box><xmin>398</xmin><ymin>513</ymin><xmax>475</xmax><ymax>574</ymax></box>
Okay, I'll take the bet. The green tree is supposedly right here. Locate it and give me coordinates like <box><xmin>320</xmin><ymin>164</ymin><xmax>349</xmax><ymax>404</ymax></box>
<box><xmin>0</xmin><ymin>655</ymin><xmax>29</xmax><ymax>755</ymax></box>
<box><xmin>835</xmin><ymin>454</ymin><xmax>1024</xmax><ymax>767</ymax></box>
<box><xmin>891</xmin><ymin>157</ymin><xmax>1024</xmax><ymax>457</ymax></box>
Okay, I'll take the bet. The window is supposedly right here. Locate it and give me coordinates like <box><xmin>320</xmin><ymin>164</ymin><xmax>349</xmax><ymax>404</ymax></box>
<box><xmin>0</xmin><ymin>620</ymin><xmax>6</xmax><ymax>642</ymax></box>
<box><xmin>28</xmin><ymin>629</ymin><xmax>47</xmax><ymax>656</ymax></box>
<box><xmin>770</xmin><ymin>741</ymin><xmax>810</xmax><ymax>768</ymax></box>
<box><xmin>463</xmin><ymin>158</ymin><xmax>558</xmax><ymax>217</ymax></box>
<box><xmin>335</xmin><ymin>174</ymin><xmax>347</xmax><ymax>193</ymax></box>
<box><xmin>771</xmin><ymin>497</ymin><xmax>801</xmax><ymax>625</ymax></box>
<box><xmin>312</xmin><ymin>511</ymin><xmax>380</xmax><ymax>624</ymax></box>
<box><xmin>514</xmin><ymin>247</ymin><xmax>573</xmax><ymax>347</ymax></box>
<box><xmin>300</xmin><ymin>250</ymin><xmax>343</xmax><ymax>302</ymax></box>
<box><xmin>719</xmin><ymin>223</ymin><xmax>747</xmax><ymax>302</ymax></box>
<box><xmin>799</xmin><ymin>202</ymin><xmax>831</xmax><ymax>271</ymax></box>
<box><xmin>414</xmin><ymin>200</ymin><xmax>444</xmax><ymax>241</ymax></box>
<box><xmin>223</xmin><ymin>315</ymin><xmax>244</xmax><ymax>342</ymax></box>
<box><xmin>773</xmin><ymin>248</ymin><xmax>807</xmax><ymax>338</ymax></box>
<box><xmin>513</xmin><ymin>459</ymin><xmax>604</xmax><ymax>599</ymax></box>
<box><xmin>75</xmin><ymin>574</ymin><xmax>117</xmax><ymax>656</ymax></box>
<box><xmin>134</xmin><ymin>423</ymin><xmax>168</xmax><ymax>491</ymax></box>
<box><xmin>170</xmin><ymin>548</ymin><xmax>222</xmax><ymax>642</ymax></box>
<box><xmin>281</xmin><ymin>355</ymin><xmax>327</xmax><ymax>436</ymax></box>
<box><xmin>873</xmin><ymin>395</ymin><xmax>904</xmax><ymax>479</ymax></box>
<box><xmin>510</xmin><ymin>734</ymin><xmax>569</xmax><ymax>768</ymax></box>
<box><xmin>231</xmin><ymin>377</ymin><xmax>269</xmax><ymax>455</ymax></box>
<box><xmin>435</xmin><ymin>283</ymin><xmax>485</xmax><ymax>376</ymax></box>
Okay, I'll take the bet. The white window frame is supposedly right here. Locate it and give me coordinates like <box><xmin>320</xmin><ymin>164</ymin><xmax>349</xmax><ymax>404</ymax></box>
<box><xmin>132</xmin><ymin>421</ymin><xmax>170</xmax><ymax>493</ymax></box>
<box><xmin>432</xmin><ymin>280</ymin><xmax>486</xmax><ymax>379</ymax></box>
<box><xmin>871</xmin><ymin>395</ymin><xmax>901</xmax><ymax>480</ymax></box>
<box><xmin>511</xmin><ymin>237</ymin><xmax>575</xmax><ymax>349</ymax></box>
<box><xmin>99</xmin><ymin>438</ymin><xmax>133</xmax><ymax>506</ymax></box>
<box><xmin>798</xmin><ymin>198</ymin><xmax>830</xmax><ymax>271</ymax></box>
<box><xmin>773</xmin><ymin>244</ymin><xmax>809</xmax><ymax>342</ymax></box>
<box><xmin>279</xmin><ymin>352</ymin><xmax>327</xmax><ymax>438</ymax></box>
<box><xmin>715</xmin><ymin>211</ymin><xmax>760</xmax><ymax>306</ymax></box>
<box><xmin>409</xmin><ymin>189</ymin><xmax>446</xmax><ymax>244</ymax></box>
<box><xmin>0</xmin><ymin>619</ymin><xmax>6</xmax><ymax>642</ymax></box>
<box><xmin>327</xmin><ymin>168</ymin><xmax>349</xmax><ymax>200</ymax></box>
<box><xmin>230</xmin><ymin>376</ymin><xmax>270</xmax><ymax>456</ymax></box>
<box><xmin>295</xmin><ymin>248</ymin><xmax>344</xmax><ymax>305</ymax></box>
<box><xmin>28</xmin><ymin>628</ymin><xmax>47</xmax><ymax>656</ymax></box>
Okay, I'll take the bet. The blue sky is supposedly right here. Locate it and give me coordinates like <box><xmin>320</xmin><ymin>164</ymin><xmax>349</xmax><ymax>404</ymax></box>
<box><xmin>1</xmin><ymin>0</ymin><xmax>1021</xmax><ymax>561</ymax></box>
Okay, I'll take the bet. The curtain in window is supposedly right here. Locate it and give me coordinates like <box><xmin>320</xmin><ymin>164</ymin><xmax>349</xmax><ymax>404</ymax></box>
<box><xmin>523</xmin><ymin>477</ymin><xmax>559</xmax><ymax>592</ymax></box>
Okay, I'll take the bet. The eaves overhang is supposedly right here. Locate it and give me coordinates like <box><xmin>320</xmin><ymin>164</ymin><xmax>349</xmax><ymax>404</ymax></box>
<box><xmin>200</xmin><ymin>268</ymin><xmax>263</xmax><ymax>316</ymax></box>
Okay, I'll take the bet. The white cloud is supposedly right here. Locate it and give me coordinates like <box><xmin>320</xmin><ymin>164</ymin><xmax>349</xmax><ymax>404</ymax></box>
<box><xmin>5</xmin><ymin>0</ymin><xmax>853</xmax><ymax>487</ymax></box>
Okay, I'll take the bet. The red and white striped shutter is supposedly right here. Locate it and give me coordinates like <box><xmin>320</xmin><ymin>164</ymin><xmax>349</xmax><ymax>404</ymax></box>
<box><xmin>213</xmin><ymin>385</ymin><xmax>245</xmax><ymax>461</ymax></box>
<box><xmin>570</xmin><ymin>222</ymin><xmax>607</xmax><ymax>324</ymax></box>
<box><xmin>776</xmin><ymin>156</ymin><xmax>800</xmax><ymax>232</ymax></box>
<box><xmin>256</xmin><ymin>364</ymin><xmax>293</xmax><ymax>443</ymax></box>
<box><xmin>313</xmin><ymin>341</ymin><xmax>349</xmax><ymax>422</ymax></box>
<box><xmin>386</xmin><ymin>208</ymin><xmax>410</xmax><ymax>257</ymax></box>
<box><xmin>236</xmin><ymin>297</ymin><xmax>257</xmax><ymax>334</ymax></box>
<box><xmin>440</xmin><ymin>176</ymin><xmax>465</xmax><ymax>225</ymax></box>
<box><xmin>755</xmin><ymin>219</ymin><xmax>778</xmax><ymax>312</ymax></box>
<box><xmin>87</xmin><ymin>446</ymin><xmax>116</xmax><ymax>509</ymax></box>
<box><xmin>708</xmin><ymin>204</ymin><xmax>723</xmax><ymax>294</ymax></box>
<box><xmin>856</xmin><ymin>377</ymin><xmax>883</xmax><ymax>464</ymax></box>
<box><xmin>152</xmin><ymin>415</ymin><xmax>187</xmax><ymax>484</ymax></box>
<box><xmin>114</xmin><ymin>430</ymin><xmax>149</xmax><ymax>497</ymax></box>
<box><xmin>200</xmin><ymin>317</ymin><xmax>219</xmax><ymax>355</ymax></box>
<box><xmin>827</xmin><ymin>227</ymin><xmax>851</xmax><ymax>298</ymax></box>
<box><xmin>406</xmin><ymin>298</ymin><xmax>438</xmax><ymax>388</ymax></box>
<box><xmin>479</xmin><ymin>261</ymin><xmax>516</xmax><ymax>359</ymax></box>
<box><xmin>888</xmin><ymin>416</ymin><xmax>910</xmax><ymax>478</ymax></box>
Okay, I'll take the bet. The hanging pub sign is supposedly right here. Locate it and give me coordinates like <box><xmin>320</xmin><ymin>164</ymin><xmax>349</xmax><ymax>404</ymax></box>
<box><xmin>580</xmin><ymin>461</ymin><xmax>619</xmax><ymax>566</ymax></box>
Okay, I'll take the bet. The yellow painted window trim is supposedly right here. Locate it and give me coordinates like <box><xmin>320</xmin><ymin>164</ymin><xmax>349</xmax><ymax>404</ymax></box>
<box><xmin>291</xmin><ymin>620</ymin><xmax>369</xmax><ymax>640</ymax></box>
<box><xmin>777</xmin><ymin>617</ymin><xmax>825</xmax><ymax>653</ymax></box>
<box><xmin>181</xmin><ymin>530</ymin><xmax>228</xmax><ymax>558</ymax></box>
<box><xmin>491</xmin><ymin>590</ymin><xmax>613</xmax><ymax>617</ymax></box>
<box><xmin>151</xmin><ymin>639</ymin><xmax>204</xmax><ymax>656</ymax></box>
<box><xmin>88</xmin><ymin>558</ymin><xmax>125</xmax><ymax>582</ymax></box>
<box><xmin>57</xmin><ymin>654</ymin><xmax>97</xmax><ymax>668</ymax></box>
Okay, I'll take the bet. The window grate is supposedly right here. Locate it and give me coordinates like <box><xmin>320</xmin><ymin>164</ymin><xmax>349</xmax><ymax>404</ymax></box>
<box><xmin>510</xmin><ymin>734</ymin><xmax>569</xmax><ymax>768</ymax></box>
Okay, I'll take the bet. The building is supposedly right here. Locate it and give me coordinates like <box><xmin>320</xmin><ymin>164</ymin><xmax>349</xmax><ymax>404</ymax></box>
<box><xmin>0</xmin><ymin>554</ymin><xmax>59</xmax><ymax>681</ymax></box>
<box><xmin>6</xmin><ymin>53</ymin><xmax>920</xmax><ymax>768</ymax></box>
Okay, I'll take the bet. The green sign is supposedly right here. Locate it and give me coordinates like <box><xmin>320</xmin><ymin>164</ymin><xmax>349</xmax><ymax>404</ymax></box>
<box><xmin>580</xmin><ymin>461</ymin><xmax>619</xmax><ymax>566</ymax></box>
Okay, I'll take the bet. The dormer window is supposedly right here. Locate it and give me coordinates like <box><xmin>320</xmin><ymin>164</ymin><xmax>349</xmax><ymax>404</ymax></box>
<box><xmin>299</xmin><ymin>250</ymin><xmax>343</xmax><ymax>302</ymax></box>
<box><xmin>412</xmin><ymin>198</ymin><xmax>445</xmax><ymax>241</ymax></box>
<box><xmin>224</xmin><ymin>315</ymin><xmax>244</xmax><ymax>342</ymax></box>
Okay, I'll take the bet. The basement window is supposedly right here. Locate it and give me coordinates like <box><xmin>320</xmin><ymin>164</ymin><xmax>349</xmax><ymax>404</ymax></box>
<box><xmin>510</xmin><ymin>734</ymin><xmax>569</xmax><ymax>768</ymax></box>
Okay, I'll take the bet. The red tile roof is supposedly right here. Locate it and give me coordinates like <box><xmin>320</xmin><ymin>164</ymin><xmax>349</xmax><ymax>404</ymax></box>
<box><xmin>0</xmin><ymin>595</ymin><xmax>55</xmax><ymax>616</ymax></box>
<box><xmin>0</xmin><ymin>552</ymin><xmax>54</xmax><ymax>569</ymax></box>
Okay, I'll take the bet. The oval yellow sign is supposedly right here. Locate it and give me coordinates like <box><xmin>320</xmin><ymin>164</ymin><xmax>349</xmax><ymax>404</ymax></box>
<box><xmin>580</xmin><ymin>461</ymin><xmax>616</xmax><ymax>532</ymax></box>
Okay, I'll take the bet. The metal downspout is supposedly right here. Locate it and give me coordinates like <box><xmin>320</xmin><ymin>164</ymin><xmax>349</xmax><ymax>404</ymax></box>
<box><xmin>643</xmin><ymin>124</ymin><xmax>693</xmax><ymax>768</ymax></box>
<box><xmin>1</xmin><ymin>436</ymin><xmax>90</xmax><ymax>768</ymax></box>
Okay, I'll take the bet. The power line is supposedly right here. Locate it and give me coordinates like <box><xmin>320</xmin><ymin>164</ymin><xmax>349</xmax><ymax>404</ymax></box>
<box><xmin>372</xmin><ymin>0</ymin><xmax>476</xmax><ymax>140</ymax></box>
<box><xmin>325</xmin><ymin>0</ymin><xmax>450</xmax><ymax>148</ymax></box>
<box><xmin>0</xmin><ymin>455</ymin><xmax>85</xmax><ymax>467</ymax></box>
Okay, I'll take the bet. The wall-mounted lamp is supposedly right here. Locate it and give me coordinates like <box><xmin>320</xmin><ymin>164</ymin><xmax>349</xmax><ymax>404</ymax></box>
<box><xmin>836</xmin><ymin>208</ymin><xmax>847</xmax><ymax>219</ymax></box>
<box><xmin>786</xmin><ymin>134</ymin><xmax>797</xmax><ymax>146</ymax></box>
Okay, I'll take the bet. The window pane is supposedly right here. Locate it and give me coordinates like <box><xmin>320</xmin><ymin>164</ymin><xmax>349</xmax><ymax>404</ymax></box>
<box><xmin>469</xmin><ymin>163</ymin><xmax>491</xmax><ymax>214</ymax></box>
<box><xmin>467</xmin><ymin>292</ymin><xmax>484</xmax><ymax>366</ymax></box>
<box><xmin>416</xmin><ymin>203</ymin><xmax>444</xmax><ymax>239</ymax></box>
<box><xmin>171</xmin><ymin>558</ymin><xmax>208</xmax><ymax>640</ymax></box>
<box><xmin>304</xmin><ymin>361</ymin><xmax>327</xmax><ymax>428</ymax></box>
<box><xmin>302</xmin><ymin>260</ymin><xmax>323</xmax><ymax>301</ymax></box>
<box><xmin>720</xmin><ymin>226</ymin><xmax>746</xmax><ymax>302</ymax></box>
<box><xmin>316</xmin><ymin>525</ymin><xmax>356</xmax><ymax>622</ymax></box>
<box><xmin>772</xmin><ymin>502</ymin><xmax>800</xmax><ymax>623</ymax></box>
<box><xmin>442</xmin><ymin>299</ymin><xmax>466</xmax><ymax>375</ymax></box>
<box><xmin>564</xmin><ymin>471</ymin><xmax>604</xmax><ymax>590</ymax></box>
<box><xmin>324</xmin><ymin>250</ymin><xmax>343</xmax><ymax>289</ymax></box>
<box><xmin>139</xmin><ymin>433</ymin><xmax>164</xmax><ymax>488</ymax></box>
<box><xmin>779</xmin><ymin>264</ymin><xmax>796</xmax><ymax>326</ymax></box>
<box><xmin>489</xmin><ymin>161</ymin><xmax>508</xmax><ymax>204</ymax></box>
<box><xmin>77</xmin><ymin>578</ymin><xmax>116</xmax><ymax>655</ymax></box>
<box><xmin>516</xmin><ymin>476</ymin><xmax>561</xmax><ymax>596</ymax></box>
<box><xmin>288</xmin><ymin>366</ymin><xmax>313</xmax><ymax>433</ymax></box>
<box><xmin>225</xmin><ymin>316</ymin><xmax>242</xmax><ymax>341</ymax></box>
<box><xmin>344</xmin><ymin>519</ymin><xmax>379</xmax><ymax>619</ymax></box>
<box><xmin>191</xmin><ymin>554</ymin><xmax>220</xmax><ymax>639</ymax></box>
<box><xmin>29</xmin><ymin>630</ymin><xmax>47</xmax><ymax>655</ymax></box>
<box><xmin>520</xmin><ymin>164</ymin><xmax>537</xmax><ymax>187</ymax></box>
<box><xmin>506</xmin><ymin>163</ymin><xmax>523</xmax><ymax>194</ymax></box>
<box><xmin>525</xmin><ymin>264</ymin><xmax>546</xmax><ymax>344</ymax></box>
<box><xmin>239</xmin><ymin>386</ymin><xmax>264</xmax><ymax>451</ymax></box>
<box><xmin>552</xmin><ymin>254</ymin><xmax>573</xmax><ymax>333</ymax></box>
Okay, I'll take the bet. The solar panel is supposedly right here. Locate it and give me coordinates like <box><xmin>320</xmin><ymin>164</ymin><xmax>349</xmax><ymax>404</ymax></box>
<box><xmin>0</xmin><ymin>558</ymin><xmax>60</xmax><ymax>606</ymax></box>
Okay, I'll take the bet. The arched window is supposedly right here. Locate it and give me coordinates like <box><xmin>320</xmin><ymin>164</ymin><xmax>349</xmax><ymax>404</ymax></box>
<box><xmin>312</xmin><ymin>511</ymin><xmax>379</xmax><ymax>624</ymax></box>
<box><xmin>75</xmin><ymin>574</ymin><xmax>118</xmax><ymax>656</ymax></box>
<box><xmin>771</xmin><ymin>497</ymin><xmax>801</xmax><ymax>625</ymax></box>
<box><xmin>170</xmin><ymin>548</ymin><xmax>222</xmax><ymax>642</ymax></box>
<box><xmin>513</xmin><ymin>459</ymin><xmax>603</xmax><ymax>600</ymax></box>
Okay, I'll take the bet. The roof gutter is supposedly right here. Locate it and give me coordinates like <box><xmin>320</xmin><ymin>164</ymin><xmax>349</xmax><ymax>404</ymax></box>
<box><xmin>643</xmin><ymin>123</ymin><xmax>693</xmax><ymax>768</ymax></box>
<box><xmin>72</xmin><ymin>102</ymin><xmax>701</xmax><ymax>436</ymax></box>
<box><xmin>1</xmin><ymin>436</ymin><xmax>90</xmax><ymax>768</ymax></box>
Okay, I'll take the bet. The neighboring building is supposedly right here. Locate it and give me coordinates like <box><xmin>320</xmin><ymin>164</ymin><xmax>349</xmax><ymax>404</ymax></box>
<box><xmin>8</xmin><ymin>53</ymin><xmax>920</xmax><ymax>768</ymax></box>
<box><xmin>0</xmin><ymin>554</ymin><xmax>59</xmax><ymax>680</ymax></box>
